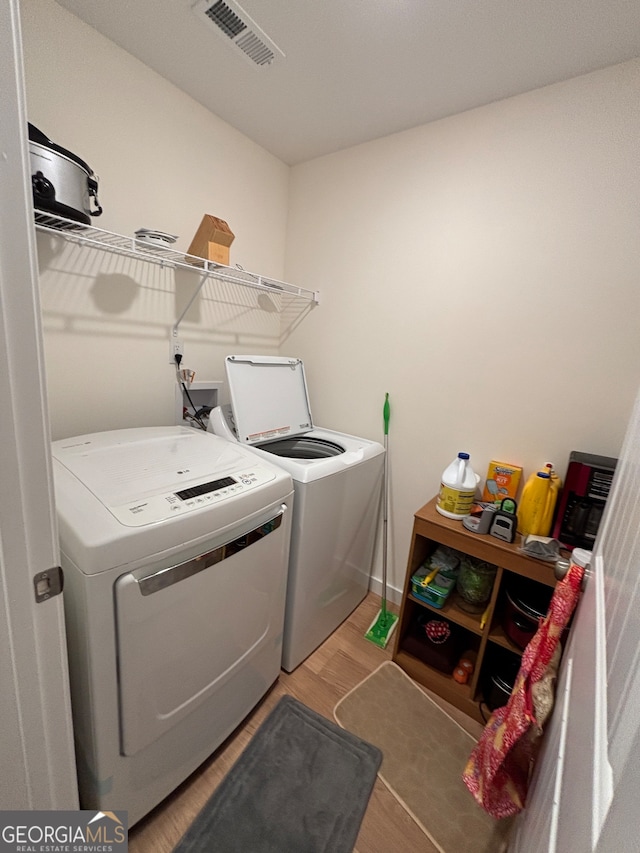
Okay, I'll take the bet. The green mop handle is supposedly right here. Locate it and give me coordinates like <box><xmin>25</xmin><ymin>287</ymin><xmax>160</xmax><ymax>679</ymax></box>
<box><xmin>381</xmin><ymin>393</ymin><xmax>390</xmax><ymax>614</ymax></box>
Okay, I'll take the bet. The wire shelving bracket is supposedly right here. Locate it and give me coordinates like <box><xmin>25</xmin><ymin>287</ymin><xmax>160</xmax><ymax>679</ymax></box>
<box><xmin>34</xmin><ymin>212</ymin><xmax>320</xmax><ymax>337</ymax></box>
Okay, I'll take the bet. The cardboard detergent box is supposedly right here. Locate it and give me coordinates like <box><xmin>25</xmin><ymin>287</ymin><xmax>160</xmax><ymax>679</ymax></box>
<box><xmin>187</xmin><ymin>215</ymin><xmax>235</xmax><ymax>266</ymax></box>
<box><xmin>482</xmin><ymin>460</ymin><xmax>523</xmax><ymax>503</ymax></box>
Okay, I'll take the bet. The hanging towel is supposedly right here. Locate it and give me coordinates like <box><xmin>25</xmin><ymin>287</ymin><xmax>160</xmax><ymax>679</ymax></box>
<box><xmin>462</xmin><ymin>562</ymin><xmax>584</xmax><ymax>819</ymax></box>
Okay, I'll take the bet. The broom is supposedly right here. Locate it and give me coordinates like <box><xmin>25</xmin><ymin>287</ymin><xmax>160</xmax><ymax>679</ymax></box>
<box><xmin>364</xmin><ymin>392</ymin><xmax>399</xmax><ymax>649</ymax></box>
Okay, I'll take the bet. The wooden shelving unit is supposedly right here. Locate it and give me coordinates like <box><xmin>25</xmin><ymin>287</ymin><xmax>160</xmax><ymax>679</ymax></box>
<box><xmin>392</xmin><ymin>497</ymin><xmax>557</xmax><ymax>723</ymax></box>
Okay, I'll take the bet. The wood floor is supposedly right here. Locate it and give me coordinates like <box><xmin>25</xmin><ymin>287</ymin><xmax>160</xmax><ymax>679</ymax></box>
<box><xmin>129</xmin><ymin>592</ymin><xmax>483</xmax><ymax>853</ymax></box>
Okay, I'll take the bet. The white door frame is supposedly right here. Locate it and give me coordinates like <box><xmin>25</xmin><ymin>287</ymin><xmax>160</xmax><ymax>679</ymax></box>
<box><xmin>0</xmin><ymin>0</ymin><xmax>78</xmax><ymax>809</ymax></box>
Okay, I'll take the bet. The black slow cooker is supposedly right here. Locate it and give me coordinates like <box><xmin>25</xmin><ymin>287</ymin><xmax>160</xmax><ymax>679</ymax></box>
<box><xmin>28</xmin><ymin>123</ymin><xmax>102</xmax><ymax>225</ymax></box>
<box><xmin>502</xmin><ymin>577</ymin><xmax>553</xmax><ymax>650</ymax></box>
<box><xmin>485</xmin><ymin>656</ymin><xmax>520</xmax><ymax>711</ymax></box>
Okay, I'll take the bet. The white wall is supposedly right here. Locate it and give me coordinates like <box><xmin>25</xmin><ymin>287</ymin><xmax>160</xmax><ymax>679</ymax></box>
<box><xmin>21</xmin><ymin>0</ymin><xmax>292</xmax><ymax>438</ymax></box>
<box><xmin>21</xmin><ymin>1</ymin><xmax>640</xmax><ymax>598</ymax></box>
<box><xmin>284</xmin><ymin>59</ymin><xmax>640</xmax><ymax>596</ymax></box>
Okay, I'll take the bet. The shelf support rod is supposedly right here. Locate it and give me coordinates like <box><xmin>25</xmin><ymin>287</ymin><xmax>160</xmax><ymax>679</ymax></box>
<box><xmin>172</xmin><ymin>273</ymin><xmax>208</xmax><ymax>337</ymax></box>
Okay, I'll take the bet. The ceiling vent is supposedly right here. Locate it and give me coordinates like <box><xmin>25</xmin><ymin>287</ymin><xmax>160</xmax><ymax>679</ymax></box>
<box><xmin>192</xmin><ymin>0</ymin><xmax>285</xmax><ymax>69</ymax></box>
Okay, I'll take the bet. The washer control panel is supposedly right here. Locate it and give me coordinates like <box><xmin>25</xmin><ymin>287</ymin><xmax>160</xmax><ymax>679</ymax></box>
<box><xmin>110</xmin><ymin>466</ymin><xmax>276</xmax><ymax>526</ymax></box>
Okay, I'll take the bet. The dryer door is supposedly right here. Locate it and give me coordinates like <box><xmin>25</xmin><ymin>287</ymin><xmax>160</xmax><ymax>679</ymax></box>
<box><xmin>114</xmin><ymin>501</ymin><xmax>289</xmax><ymax>756</ymax></box>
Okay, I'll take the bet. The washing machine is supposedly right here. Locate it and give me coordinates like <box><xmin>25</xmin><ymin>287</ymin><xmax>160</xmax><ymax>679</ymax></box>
<box><xmin>52</xmin><ymin>426</ymin><xmax>293</xmax><ymax>825</ymax></box>
<box><xmin>208</xmin><ymin>355</ymin><xmax>385</xmax><ymax>672</ymax></box>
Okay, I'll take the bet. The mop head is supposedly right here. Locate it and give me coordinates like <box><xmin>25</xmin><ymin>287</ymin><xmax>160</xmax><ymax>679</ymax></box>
<box><xmin>364</xmin><ymin>608</ymin><xmax>399</xmax><ymax>649</ymax></box>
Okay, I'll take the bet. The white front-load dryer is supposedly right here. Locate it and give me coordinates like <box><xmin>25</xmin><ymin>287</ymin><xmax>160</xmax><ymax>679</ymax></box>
<box><xmin>52</xmin><ymin>426</ymin><xmax>293</xmax><ymax>825</ymax></box>
<box><xmin>208</xmin><ymin>355</ymin><xmax>384</xmax><ymax>672</ymax></box>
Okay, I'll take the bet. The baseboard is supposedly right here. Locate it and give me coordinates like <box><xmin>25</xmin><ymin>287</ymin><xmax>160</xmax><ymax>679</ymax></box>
<box><xmin>367</xmin><ymin>577</ymin><xmax>402</xmax><ymax>607</ymax></box>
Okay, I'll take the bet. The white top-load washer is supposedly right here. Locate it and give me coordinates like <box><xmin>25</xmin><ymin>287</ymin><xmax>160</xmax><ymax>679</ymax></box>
<box><xmin>52</xmin><ymin>426</ymin><xmax>293</xmax><ymax>825</ymax></box>
<box><xmin>209</xmin><ymin>355</ymin><xmax>384</xmax><ymax>671</ymax></box>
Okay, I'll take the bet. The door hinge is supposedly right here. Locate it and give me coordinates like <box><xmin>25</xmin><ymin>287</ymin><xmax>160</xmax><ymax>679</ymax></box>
<box><xmin>33</xmin><ymin>566</ymin><xmax>63</xmax><ymax>603</ymax></box>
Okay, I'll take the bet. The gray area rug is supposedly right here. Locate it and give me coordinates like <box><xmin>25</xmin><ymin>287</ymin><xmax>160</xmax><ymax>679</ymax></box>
<box><xmin>172</xmin><ymin>695</ymin><xmax>382</xmax><ymax>853</ymax></box>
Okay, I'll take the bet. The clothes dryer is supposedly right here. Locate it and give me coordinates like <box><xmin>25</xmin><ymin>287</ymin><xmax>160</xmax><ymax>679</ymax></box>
<box><xmin>208</xmin><ymin>355</ymin><xmax>384</xmax><ymax>671</ymax></box>
<box><xmin>52</xmin><ymin>426</ymin><xmax>293</xmax><ymax>825</ymax></box>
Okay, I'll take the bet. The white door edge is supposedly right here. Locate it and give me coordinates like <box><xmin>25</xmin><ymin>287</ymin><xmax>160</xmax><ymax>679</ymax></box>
<box><xmin>592</xmin><ymin>555</ymin><xmax>613</xmax><ymax>845</ymax></box>
<box><xmin>548</xmin><ymin>656</ymin><xmax>573</xmax><ymax>853</ymax></box>
<box><xmin>0</xmin><ymin>0</ymin><xmax>78</xmax><ymax>810</ymax></box>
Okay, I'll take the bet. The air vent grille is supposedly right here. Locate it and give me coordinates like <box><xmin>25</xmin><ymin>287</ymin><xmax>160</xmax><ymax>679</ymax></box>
<box><xmin>205</xmin><ymin>1</ymin><xmax>246</xmax><ymax>39</ymax></box>
<box><xmin>236</xmin><ymin>31</ymin><xmax>274</xmax><ymax>66</ymax></box>
<box><xmin>193</xmin><ymin>0</ymin><xmax>284</xmax><ymax>69</ymax></box>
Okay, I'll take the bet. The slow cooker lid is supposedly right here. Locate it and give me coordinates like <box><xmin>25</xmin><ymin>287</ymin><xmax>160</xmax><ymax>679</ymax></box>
<box><xmin>489</xmin><ymin>654</ymin><xmax>520</xmax><ymax>691</ymax></box>
<box><xmin>506</xmin><ymin>577</ymin><xmax>553</xmax><ymax>620</ymax></box>
<box><xmin>28</xmin><ymin>123</ymin><xmax>95</xmax><ymax>176</ymax></box>
<box><xmin>491</xmin><ymin>672</ymin><xmax>516</xmax><ymax>693</ymax></box>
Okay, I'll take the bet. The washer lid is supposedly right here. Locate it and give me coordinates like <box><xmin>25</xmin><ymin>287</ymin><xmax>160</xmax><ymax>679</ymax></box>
<box><xmin>225</xmin><ymin>355</ymin><xmax>314</xmax><ymax>445</ymax></box>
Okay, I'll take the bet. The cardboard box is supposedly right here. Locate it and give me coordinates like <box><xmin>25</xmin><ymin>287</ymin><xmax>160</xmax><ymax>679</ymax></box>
<box><xmin>482</xmin><ymin>460</ymin><xmax>523</xmax><ymax>503</ymax></box>
<box><xmin>187</xmin><ymin>215</ymin><xmax>235</xmax><ymax>266</ymax></box>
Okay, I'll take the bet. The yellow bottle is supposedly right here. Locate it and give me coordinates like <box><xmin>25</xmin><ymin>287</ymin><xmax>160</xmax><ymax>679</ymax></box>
<box><xmin>517</xmin><ymin>467</ymin><xmax>560</xmax><ymax>536</ymax></box>
<box><xmin>540</xmin><ymin>463</ymin><xmax>562</xmax><ymax>535</ymax></box>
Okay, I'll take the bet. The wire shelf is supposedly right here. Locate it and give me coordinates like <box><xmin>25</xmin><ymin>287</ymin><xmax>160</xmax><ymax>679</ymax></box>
<box><xmin>34</xmin><ymin>211</ymin><xmax>320</xmax><ymax>305</ymax></box>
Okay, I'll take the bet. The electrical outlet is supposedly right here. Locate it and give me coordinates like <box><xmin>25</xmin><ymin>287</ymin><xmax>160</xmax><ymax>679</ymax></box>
<box><xmin>169</xmin><ymin>338</ymin><xmax>183</xmax><ymax>364</ymax></box>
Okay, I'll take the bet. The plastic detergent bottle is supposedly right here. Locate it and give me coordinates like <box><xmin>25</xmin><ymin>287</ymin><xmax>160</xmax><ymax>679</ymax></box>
<box><xmin>518</xmin><ymin>466</ymin><xmax>560</xmax><ymax>536</ymax></box>
<box><xmin>436</xmin><ymin>452</ymin><xmax>478</xmax><ymax>519</ymax></box>
<box><xmin>540</xmin><ymin>463</ymin><xmax>562</xmax><ymax>535</ymax></box>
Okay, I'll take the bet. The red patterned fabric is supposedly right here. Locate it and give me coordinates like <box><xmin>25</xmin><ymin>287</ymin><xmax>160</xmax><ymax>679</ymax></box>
<box><xmin>462</xmin><ymin>562</ymin><xmax>584</xmax><ymax>818</ymax></box>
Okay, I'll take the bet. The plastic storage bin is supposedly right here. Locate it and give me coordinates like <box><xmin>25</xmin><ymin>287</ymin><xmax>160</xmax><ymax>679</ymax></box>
<box><xmin>411</xmin><ymin>571</ymin><xmax>456</xmax><ymax>608</ymax></box>
<box><xmin>411</xmin><ymin>545</ymin><xmax>460</xmax><ymax>608</ymax></box>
